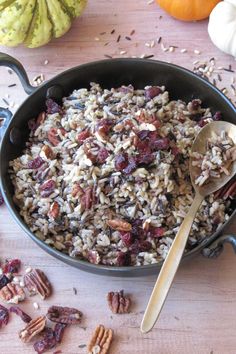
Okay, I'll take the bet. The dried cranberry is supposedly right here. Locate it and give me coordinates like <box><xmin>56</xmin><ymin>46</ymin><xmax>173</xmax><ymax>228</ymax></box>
<box><xmin>131</xmin><ymin>219</ymin><xmax>145</xmax><ymax>239</ymax></box>
<box><xmin>118</xmin><ymin>85</ymin><xmax>134</xmax><ymax>93</ymax></box>
<box><xmin>114</xmin><ymin>152</ymin><xmax>129</xmax><ymax>171</ymax></box>
<box><xmin>46</xmin><ymin>99</ymin><xmax>62</xmax><ymax>115</ymax></box>
<box><xmin>96</xmin><ymin>148</ymin><xmax>109</xmax><ymax>164</ymax></box>
<box><xmin>54</xmin><ymin>323</ymin><xmax>67</xmax><ymax>343</ymax></box>
<box><xmin>130</xmin><ymin>240</ymin><xmax>140</xmax><ymax>254</ymax></box>
<box><xmin>3</xmin><ymin>259</ymin><xmax>21</xmax><ymax>274</ymax></box>
<box><xmin>9</xmin><ymin>306</ymin><xmax>32</xmax><ymax>323</ymax></box>
<box><xmin>139</xmin><ymin>240</ymin><xmax>152</xmax><ymax>252</ymax></box>
<box><xmin>152</xmin><ymin>137</ymin><xmax>170</xmax><ymax>150</ymax></box>
<box><xmin>123</xmin><ymin>156</ymin><xmax>137</xmax><ymax>175</ymax></box>
<box><xmin>191</xmin><ymin>99</ymin><xmax>201</xmax><ymax>110</ymax></box>
<box><xmin>28</xmin><ymin>118</ymin><xmax>37</xmax><ymax>131</ymax></box>
<box><xmin>120</xmin><ymin>232</ymin><xmax>134</xmax><ymax>247</ymax></box>
<box><xmin>28</xmin><ymin>156</ymin><xmax>44</xmax><ymax>169</ymax></box>
<box><xmin>0</xmin><ymin>191</ymin><xmax>4</xmax><ymax>206</ymax></box>
<box><xmin>145</xmin><ymin>86</ymin><xmax>161</xmax><ymax>100</ymax></box>
<box><xmin>96</xmin><ymin>118</ymin><xmax>114</xmax><ymax>136</ymax></box>
<box><xmin>198</xmin><ymin>118</ymin><xmax>208</xmax><ymax>127</ymax></box>
<box><xmin>77</xmin><ymin>129</ymin><xmax>90</xmax><ymax>143</ymax></box>
<box><xmin>149</xmin><ymin>227</ymin><xmax>165</xmax><ymax>238</ymax></box>
<box><xmin>0</xmin><ymin>304</ymin><xmax>9</xmax><ymax>327</ymax></box>
<box><xmin>213</xmin><ymin>111</ymin><xmax>222</xmax><ymax>121</ymax></box>
<box><xmin>0</xmin><ymin>275</ymin><xmax>10</xmax><ymax>289</ymax></box>
<box><xmin>137</xmin><ymin>130</ymin><xmax>150</xmax><ymax>140</ymax></box>
<box><xmin>136</xmin><ymin>152</ymin><xmax>155</xmax><ymax>165</ymax></box>
<box><xmin>34</xmin><ymin>327</ymin><xmax>57</xmax><ymax>354</ymax></box>
<box><xmin>117</xmin><ymin>251</ymin><xmax>131</xmax><ymax>266</ymax></box>
<box><xmin>171</xmin><ymin>146</ymin><xmax>180</xmax><ymax>157</ymax></box>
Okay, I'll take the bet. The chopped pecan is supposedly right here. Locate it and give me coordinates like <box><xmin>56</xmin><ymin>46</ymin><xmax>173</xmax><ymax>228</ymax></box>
<box><xmin>36</xmin><ymin>112</ymin><xmax>46</xmax><ymax>126</ymax></box>
<box><xmin>48</xmin><ymin>201</ymin><xmax>60</xmax><ymax>219</ymax></box>
<box><xmin>47</xmin><ymin>128</ymin><xmax>65</xmax><ymax>146</ymax></box>
<box><xmin>87</xmin><ymin>325</ymin><xmax>113</xmax><ymax>354</ymax></box>
<box><xmin>40</xmin><ymin>145</ymin><xmax>54</xmax><ymax>160</ymax></box>
<box><xmin>107</xmin><ymin>219</ymin><xmax>132</xmax><ymax>232</ymax></box>
<box><xmin>71</xmin><ymin>182</ymin><xmax>84</xmax><ymax>198</ymax></box>
<box><xmin>0</xmin><ymin>283</ymin><xmax>25</xmax><ymax>304</ymax></box>
<box><xmin>24</xmin><ymin>269</ymin><xmax>52</xmax><ymax>300</ymax></box>
<box><xmin>107</xmin><ymin>290</ymin><xmax>131</xmax><ymax>314</ymax></box>
<box><xmin>19</xmin><ymin>316</ymin><xmax>46</xmax><ymax>343</ymax></box>
<box><xmin>80</xmin><ymin>187</ymin><xmax>95</xmax><ymax>210</ymax></box>
<box><xmin>47</xmin><ymin>306</ymin><xmax>82</xmax><ymax>325</ymax></box>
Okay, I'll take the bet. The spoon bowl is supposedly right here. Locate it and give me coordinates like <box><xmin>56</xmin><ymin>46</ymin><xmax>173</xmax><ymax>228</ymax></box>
<box><xmin>191</xmin><ymin>121</ymin><xmax>236</xmax><ymax>196</ymax></box>
<box><xmin>141</xmin><ymin>120</ymin><xmax>236</xmax><ymax>334</ymax></box>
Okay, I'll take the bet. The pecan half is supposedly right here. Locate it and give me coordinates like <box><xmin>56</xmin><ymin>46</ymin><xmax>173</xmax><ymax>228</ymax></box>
<box><xmin>107</xmin><ymin>290</ymin><xmax>131</xmax><ymax>314</ymax></box>
<box><xmin>47</xmin><ymin>306</ymin><xmax>82</xmax><ymax>325</ymax></box>
<box><xmin>0</xmin><ymin>283</ymin><xmax>25</xmax><ymax>304</ymax></box>
<box><xmin>106</xmin><ymin>219</ymin><xmax>132</xmax><ymax>232</ymax></box>
<box><xmin>48</xmin><ymin>201</ymin><xmax>60</xmax><ymax>219</ymax></box>
<box><xmin>19</xmin><ymin>316</ymin><xmax>46</xmax><ymax>343</ymax></box>
<box><xmin>87</xmin><ymin>325</ymin><xmax>113</xmax><ymax>354</ymax></box>
<box><xmin>24</xmin><ymin>269</ymin><xmax>52</xmax><ymax>300</ymax></box>
<box><xmin>40</xmin><ymin>145</ymin><xmax>54</xmax><ymax>160</ymax></box>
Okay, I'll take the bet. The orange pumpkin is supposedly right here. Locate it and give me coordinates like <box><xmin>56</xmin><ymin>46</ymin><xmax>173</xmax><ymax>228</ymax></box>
<box><xmin>156</xmin><ymin>0</ymin><xmax>221</xmax><ymax>21</ymax></box>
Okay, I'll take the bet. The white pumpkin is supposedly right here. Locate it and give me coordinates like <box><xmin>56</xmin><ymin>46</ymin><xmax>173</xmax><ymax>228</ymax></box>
<box><xmin>208</xmin><ymin>0</ymin><xmax>236</xmax><ymax>57</ymax></box>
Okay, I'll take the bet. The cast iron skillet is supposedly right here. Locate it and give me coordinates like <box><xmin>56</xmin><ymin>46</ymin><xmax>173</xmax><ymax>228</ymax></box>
<box><xmin>0</xmin><ymin>53</ymin><xmax>235</xmax><ymax>277</ymax></box>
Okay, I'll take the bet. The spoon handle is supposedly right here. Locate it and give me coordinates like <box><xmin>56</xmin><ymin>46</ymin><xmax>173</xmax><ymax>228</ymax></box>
<box><xmin>140</xmin><ymin>192</ymin><xmax>204</xmax><ymax>334</ymax></box>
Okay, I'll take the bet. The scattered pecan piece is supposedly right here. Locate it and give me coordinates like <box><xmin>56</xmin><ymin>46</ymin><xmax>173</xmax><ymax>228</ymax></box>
<box><xmin>47</xmin><ymin>128</ymin><xmax>65</xmax><ymax>146</ymax></box>
<box><xmin>24</xmin><ymin>269</ymin><xmax>52</xmax><ymax>300</ymax></box>
<box><xmin>107</xmin><ymin>219</ymin><xmax>132</xmax><ymax>232</ymax></box>
<box><xmin>0</xmin><ymin>283</ymin><xmax>25</xmax><ymax>304</ymax></box>
<box><xmin>0</xmin><ymin>304</ymin><xmax>9</xmax><ymax>327</ymax></box>
<box><xmin>48</xmin><ymin>201</ymin><xmax>60</xmax><ymax>219</ymax></box>
<box><xmin>40</xmin><ymin>145</ymin><xmax>54</xmax><ymax>160</ymax></box>
<box><xmin>107</xmin><ymin>290</ymin><xmax>131</xmax><ymax>314</ymax></box>
<box><xmin>80</xmin><ymin>186</ymin><xmax>95</xmax><ymax>210</ymax></box>
<box><xmin>10</xmin><ymin>306</ymin><xmax>32</xmax><ymax>323</ymax></box>
<box><xmin>87</xmin><ymin>324</ymin><xmax>113</xmax><ymax>354</ymax></box>
<box><xmin>19</xmin><ymin>316</ymin><xmax>46</xmax><ymax>343</ymax></box>
<box><xmin>47</xmin><ymin>306</ymin><xmax>82</xmax><ymax>325</ymax></box>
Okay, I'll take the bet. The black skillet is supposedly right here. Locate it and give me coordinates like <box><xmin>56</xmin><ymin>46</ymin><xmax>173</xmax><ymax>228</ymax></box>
<box><xmin>0</xmin><ymin>53</ymin><xmax>235</xmax><ymax>276</ymax></box>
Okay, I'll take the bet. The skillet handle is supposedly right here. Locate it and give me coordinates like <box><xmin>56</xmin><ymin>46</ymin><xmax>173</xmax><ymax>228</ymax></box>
<box><xmin>0</xmin><ymin>107</ymin><xmax>13</xmax><ymax>140</ymax></box>
<box><xmin>202</xmin><ymin>234</ymin><xmax>236</xmax><ymax>258</ymax></box>
<box><xmin>0</xmin><ymin>52</ymin><xmax>36</xmax><ymax>95</ymax></box>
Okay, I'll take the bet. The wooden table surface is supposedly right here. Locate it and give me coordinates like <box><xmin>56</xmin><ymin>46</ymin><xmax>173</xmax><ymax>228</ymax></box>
<box><xmin>0</xmin><ymin>1</ymin><xmax>236</xmax><ymax>353</ymax></box>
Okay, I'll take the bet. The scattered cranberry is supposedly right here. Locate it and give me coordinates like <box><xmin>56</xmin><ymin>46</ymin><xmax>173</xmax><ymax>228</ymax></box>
<box><xmin>120</xmin><ymin>232</ymin><xmax>134</xmax><ymax>247</ymax></box>
<box><xmin>3</xmin><ymin>259</ymin><xmax>21</xmax><ymax>274</ymax></box>
<box><xmin>0</xmin><ymin>275</ymin><xmax>10</xmax><ymax>289</ymax></box>
<box><xmin>0</xmin><ymin>304</ymin><xmax>9</xmax><ymax>328</ymax></box>
<box><xmin>123</xmin><ymin>156</ymin><xmax>137</xmax><ymax>175</ymax></box>
<box><xmin>145</xmin><ymin>86</ymin><xmax>162</xmax><ymax>100</ymax></box>
<box><xmin>131</xmin><ymin>219</ymin><xmax>145</xmax><ymax>239</ymax></box>
<box><xmin>96</xmin><ymin>148</ymin><xmax>109</xmax><ymax>164</ymax></box>
<box><xmin>77</xmin><ymin>129</ymin><xmax>90</xmax><ymax>143</ymax></box>
<box><xmin>117</xmin><ymin>251</ymin><xmax>131</xmax><ymax>266</ymax></box>
<box><xmin>10</xmin><ymin>306</ymin><xmax>32</xmax><ymax>323</ymax></box>
<box><xmin>213</xmin><ymin>111</ymin><xmax>222</xmax><ymax>121</ymax></box>
<box><xmin>0</xmin><ymin>191</ymin><xmax>4</xmax><ymax>206</ymax></box>
<box><xmin>118</xmin><ymin>85</ymin><xmax>134</xmax><ymax>93</ymax></box>
<box><xmin>114</xmin><ymin>152</ymin><xmax>129</xmax><ymax>171</ymax></box>
<box><xmin>54</xmin><ymin>323</ymin><xmax>67</xmax><ymax>343</ymax></box>
<box><xmin>137</xmin><ymin>130</ymin><xmax>150</xmax><ymax>140</ymax></box>
<box><xmin>136</xmin><ymin>152</ymin><xmax>155</xmax><ymax>165</ymax></box>
<box><xmin>149</xmin><ymin>227</ymin><xmax>165</xmax><ymax>238</ymax></box>
<box><xmin>46</xmin><ymin>99</ymin><xmax>62</xmax><ymax>115</ymax></box>
<box><xmin>33</xmin><ymin>327</ymin><xmax>57</xmax><ymax>354</ymax></box>
<box><xmin>171</xmin><ymin>146</ymin><xmax>180</xmax><ymax>157</ymax></box>
<box><xmin>28</xmin><ymin>156</ymin><xmax>44</xmax><ymax>169</ymax></box>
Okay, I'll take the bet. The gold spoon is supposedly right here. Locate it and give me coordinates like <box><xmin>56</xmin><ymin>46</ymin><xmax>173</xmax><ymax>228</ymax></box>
<box><xmin>141</xmin><ymin>120</ymin><xmax>236</xmax><ymax>333</ymax></box>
